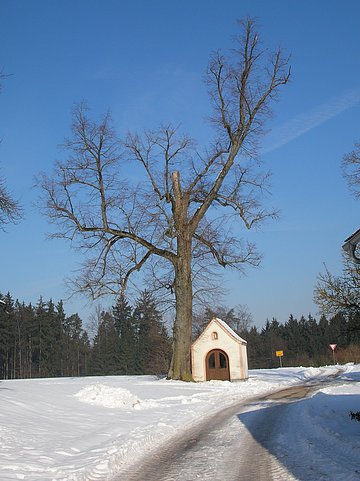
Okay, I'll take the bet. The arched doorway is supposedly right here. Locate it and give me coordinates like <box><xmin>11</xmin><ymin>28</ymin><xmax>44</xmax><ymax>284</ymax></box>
<box><xmin>205</xmin><ymin>349</ymin><xmax>230</xmax><ymax>381</ymax></box>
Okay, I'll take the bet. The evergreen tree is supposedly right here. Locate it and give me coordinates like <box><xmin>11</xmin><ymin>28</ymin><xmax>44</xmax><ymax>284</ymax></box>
<box><xmin>305</xmin><ymin>314</ymin><xmax>324</xmax><ymax>360</ymax></box>
<box><xmin>133</xmin><ymin>290</ymin><xmax>171</xmax><ymax>375</ymax></box>
<box><xmin>112</xmin><ymin>293</ymin><xmax>137</xmax><ymax>375</ymax></box>
<box><xmin>328</xmin><ymin>312</ymin><xmax>348</xmax><ymax>347</ymax></box>
<box><xmin>31</xmin><ymin>297</ymin><xmax>45</xmax><ymax>376</ymax></box>
<box><xmin>21</xmin><ymin>302</ymin><xmax>36</xmax><ymax>378</ymax></box>
<box><xmin>12</xmin><ymin>300</ymin><xmax>29</xmax><ymax>379</ymax></box>
<box><xmin>0</xmin><ymin>293</ymin><xmax>15</xmax><ymax>378</ymax></box>
<box><xmin>44</xmin><ymin>299</ymin><xmax>62</xmax><ymax>376</ymax></box>
<box><xmin>63</xmin><ymin>313</ymin><xmax>89</xmax><ymax>376</ymax></box>
<box><xmin>260</xmin><ymin>318</ymin><xmax>285</xmax><ymax>367</ymax></box>
<box><xmin>0</xmin><ymin>292</ymin><xmax>91</xmax><ymax>379</ymax></box>
<box><xmin>90</xmin><ymin>310</ymin><xmax>119</xmax><ymax>375</ymax></box>
<box><xmin>245</xmin><ymin>326</ymin><xmax>264</xmax><ymax>369</ymax></box>
<box><xmin>56</xmin><ymin>300</ymin><xmax>67</xmax><ymax>376</ymax></box>
<box><xmin>79</xmin><ymin>330</ymin><xmax>90</xmax><ymax>376</ymax></box>
<box><xmin>347</xmin><ymin>311</ymin><xmax>360</xmax><ymax>345</ymax></box>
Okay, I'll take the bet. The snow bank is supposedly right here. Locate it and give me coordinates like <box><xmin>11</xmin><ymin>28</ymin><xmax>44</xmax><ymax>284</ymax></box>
<box><xmin>274</xmin><ymin>367</ymin><xmax>360</xmax><ymax>480</ymax></box>
<box><xmin>74</xmin><ymin>383</ymin><xmax>158</xmax><ymax>409</ymax></box>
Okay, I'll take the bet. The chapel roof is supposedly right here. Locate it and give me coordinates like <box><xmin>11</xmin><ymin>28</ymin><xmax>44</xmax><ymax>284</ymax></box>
<box><xmin>193</xmin><ymin>317</ymin><xmax>247</xmax><ymax>346</ymax></box>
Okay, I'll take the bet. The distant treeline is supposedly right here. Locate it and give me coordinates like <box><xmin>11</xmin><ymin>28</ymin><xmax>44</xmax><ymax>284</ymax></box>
<box><xmin>243</xmin><ymin>313</ymin><xmax>360</xmax><ymax>368</ymax></box>
<box><xmin>0</xmin><ymin>290</ymin><xmax>171</xmax><ymax>380</ymax></box>
<box><xmin>1</xmin><ymin>291</ymin><xmax>360</xmax><ymax>380</ymax></box>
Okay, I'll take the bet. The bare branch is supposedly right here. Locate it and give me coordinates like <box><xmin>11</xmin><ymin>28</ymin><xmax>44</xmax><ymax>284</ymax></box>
<box><xmin>0</xmin><ymin>176</ymin><xmax>22</xmax><ymax>229</ymax></box>
<box><xmin>342</xmin><ymin>141</ymin><xmax>360</xmax><ymax>199</ymax></box>
<box><xmin>39</xmin><ymin>20</ymin><xmax>290</xmax><ymax>380</ymax></box>
<box><xmin>125</xmin><ymin>132</ymin><xmax>165</xmax><ymax>201</ymax></box>
<box><xmin>314</xmin><ymin>259</ymin><xmax>360</xmax><ymax>316</ymax></box>
<box><xmin>0</xmin><ymin>73</ymin><xmax>23</xmax><ymax>229</ymax></box>
<box><xmin>190</xmin><ymin>19</ymin><xmax>290</xmax><ymax>233</ymax></box>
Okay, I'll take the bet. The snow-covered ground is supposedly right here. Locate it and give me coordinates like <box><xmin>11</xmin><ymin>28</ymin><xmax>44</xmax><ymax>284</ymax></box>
<box><xmin>0</xmin><ymin>364</ymin><xmax>359</xmax><ymax>480</ymax></box>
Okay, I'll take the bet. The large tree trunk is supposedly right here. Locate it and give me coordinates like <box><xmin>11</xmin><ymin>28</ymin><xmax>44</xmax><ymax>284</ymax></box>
<box><xmin>168</xmin><ymin>234</ymin><xmax>193</xmax><ymax>381</ymax></box>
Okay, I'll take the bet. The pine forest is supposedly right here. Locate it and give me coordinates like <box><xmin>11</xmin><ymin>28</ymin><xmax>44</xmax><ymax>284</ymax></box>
<box><xmin>1</xmin><ymin>290</ymin><xmax>360</xmax><ymax>380</ymax></box>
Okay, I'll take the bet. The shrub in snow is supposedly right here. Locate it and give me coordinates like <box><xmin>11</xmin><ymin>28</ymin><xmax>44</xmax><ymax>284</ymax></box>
<box><xmin>349</xmin><ymin>411</ymin><xmax>360</xmax><ymax>422</ymax></box>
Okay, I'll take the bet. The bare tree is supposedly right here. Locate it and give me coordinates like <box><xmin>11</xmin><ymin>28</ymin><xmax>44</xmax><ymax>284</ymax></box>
<box><xmin>0</xmin><ymin>72</ymin><xmax>22</xmax><ymax>229</ymax></box>
<box><xmin>315</xmin><ymin>141</ymin><xmax>360</xmax><ymax>316</ymax></box>
<box><xmin>314</xmin><ymin>258</ymin><xmax>360</xmax><ymax>316</ymax></box>
<box><xmin>0</xmin><ymin>176</ymin><xmax>22</xmax><ymax>228</ymax></box>
<box><xmin>38</xmin><ymin>19</ymin><xmax>290</xmax><ymax>380</ymax></box>
<box><xmin>342</xmin><ymin>141</ymin><xmax>360</xmax><ymax>198</ymax></box>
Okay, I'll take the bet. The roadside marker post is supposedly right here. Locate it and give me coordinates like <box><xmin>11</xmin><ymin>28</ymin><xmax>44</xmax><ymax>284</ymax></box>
<box><xmin>329</xmin><ymin>344</ymin><xmax>337</xmax><ymax>364</ymax></box>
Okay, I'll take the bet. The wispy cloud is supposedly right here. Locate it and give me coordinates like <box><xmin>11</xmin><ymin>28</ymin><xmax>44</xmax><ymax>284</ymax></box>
<box><xmin>262</xmin><ymin>87</ymin><xmax>360</xmax><ymax>154</ymax></box>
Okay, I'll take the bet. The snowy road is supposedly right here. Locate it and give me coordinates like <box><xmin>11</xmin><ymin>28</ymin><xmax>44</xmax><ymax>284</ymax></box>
<box><xmin>1</xmin><ymin>366</ymin><xmax>358</xmax><ymax>480</ymax></box>
<box><xmin>119</xmin><ymin>381</ymin><xmax>358</xmax><ymax>481</ymax></box>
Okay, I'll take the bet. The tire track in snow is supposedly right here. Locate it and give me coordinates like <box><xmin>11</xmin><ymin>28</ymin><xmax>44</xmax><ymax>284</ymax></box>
<box><xmin>118</xmin><ymin>385</ymin><xmax>313</xmax><ymax>481</ymax></box>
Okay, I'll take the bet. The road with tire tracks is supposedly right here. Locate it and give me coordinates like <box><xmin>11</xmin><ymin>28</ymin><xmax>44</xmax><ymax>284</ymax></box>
<box><xmin>118</xmin><ymin>383</ymin><xmax>330</xmax><ymax>481</ymax></box>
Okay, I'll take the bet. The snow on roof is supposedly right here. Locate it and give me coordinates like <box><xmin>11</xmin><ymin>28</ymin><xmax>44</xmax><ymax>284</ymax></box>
<box><xmin>344</xmin><ymin>227</ymin><xmax>360</xmax><ymax>244</ymax></box>
<box><xmin>213</xmin><ymin>318</ymin><xmax>247</xmax><ymax>344</ymax></box>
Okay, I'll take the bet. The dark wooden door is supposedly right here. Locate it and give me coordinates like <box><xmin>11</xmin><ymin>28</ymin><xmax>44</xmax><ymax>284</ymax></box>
<box><xmin>206</xmin><ymin>349</ymin><xmax>230</xmax><ymax>381</ymax></box>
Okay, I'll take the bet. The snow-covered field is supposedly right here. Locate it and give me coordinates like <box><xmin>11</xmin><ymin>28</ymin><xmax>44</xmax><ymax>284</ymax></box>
<box><xmin>0</xmin><ymin>364</ymin><xmax>359</xmax><ymax>480</ymax></box>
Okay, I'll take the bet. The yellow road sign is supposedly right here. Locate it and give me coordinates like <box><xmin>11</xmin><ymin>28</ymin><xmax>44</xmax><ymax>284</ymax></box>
<box><xmin>276</xmin><ymin>350</ymin><xmax>284</xmax><ymax>357</ymax></box>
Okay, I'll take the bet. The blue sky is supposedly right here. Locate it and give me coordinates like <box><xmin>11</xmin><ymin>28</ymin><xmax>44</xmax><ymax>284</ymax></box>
<box><xmin>1</xmin><ymin>0</ymin><xmax>360</xmax><ymax>329</ymax></box>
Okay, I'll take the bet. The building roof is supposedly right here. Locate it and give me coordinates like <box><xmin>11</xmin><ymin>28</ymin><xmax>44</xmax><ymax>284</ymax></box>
<box><xmin>192</xmin><ymin>317</ymin><xmax>247</xmax><ymax>346</ymax></box>
<box><xmin>344</xmin><ymin>227</ymin><xmax>360</xmax><ymax>244</ymax></box>
<box><xmin>343</xmin><ymin>227</ymin><xmax>360</xmax><ymax>263</ymax></box>
<box><xmin>214</xmin><ymin>318</ymin><xmax>247</xmax><ymax>344</ymax></box>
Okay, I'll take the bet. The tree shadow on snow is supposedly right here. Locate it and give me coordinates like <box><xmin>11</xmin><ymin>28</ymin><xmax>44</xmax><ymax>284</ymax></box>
<box><xmin>236</xmin><ymin>392</ymin><xmax>360</xmax><ymax>481</ymax></box>
<box><xmin>341</xmin><ymin>370</ymin><xmax>360</xmax><ymax>382</ymax></box>
<box><xmin>0</xmin><ymin>384</ymin><xmax>13</xmax><ymax>390</ymax></box>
